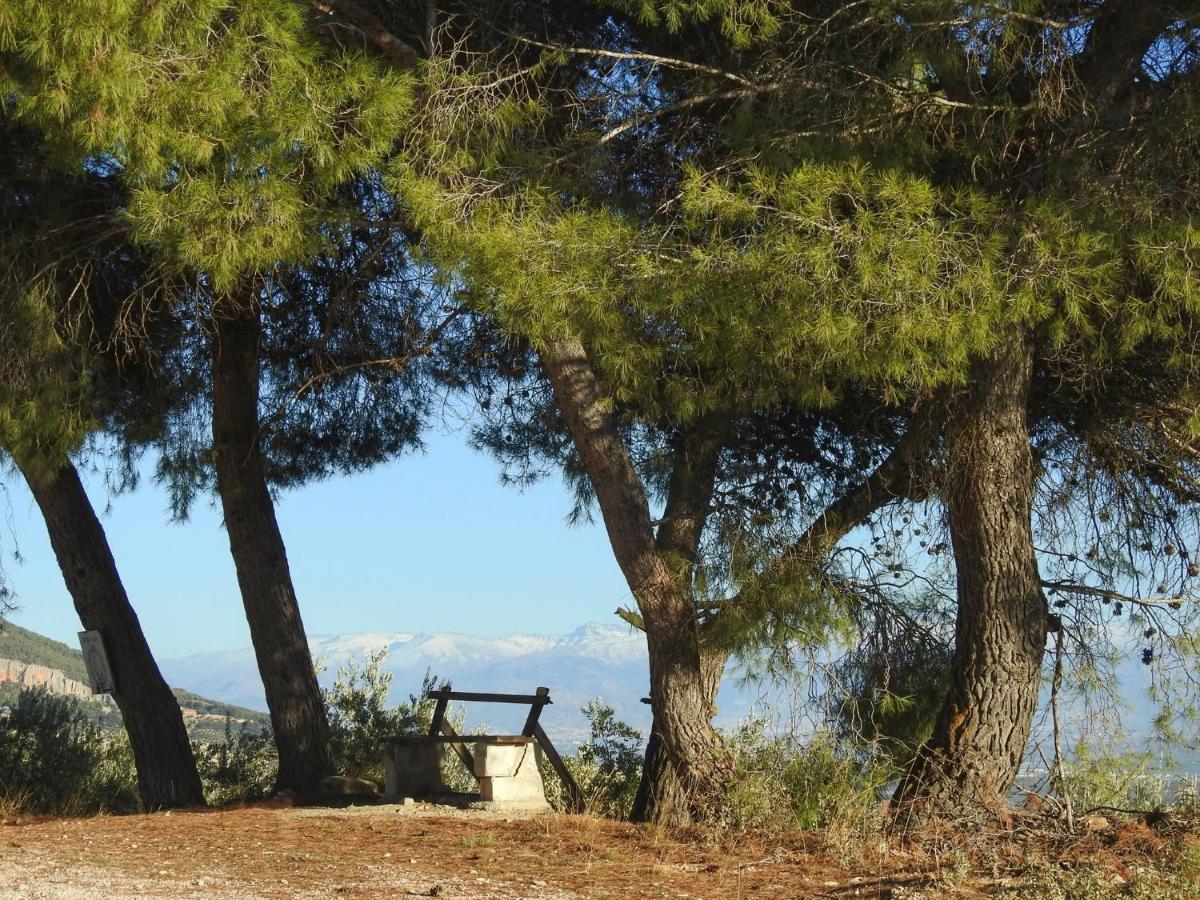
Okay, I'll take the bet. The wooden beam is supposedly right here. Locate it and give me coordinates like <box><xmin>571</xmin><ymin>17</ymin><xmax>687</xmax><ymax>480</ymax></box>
<box><xmin>532</xmin><ymin>723</ymin><xmax>585</xmax><ymax>813</ymax></box>
<box><xmin>385</xmin><ymin>735</ymin><xmax>535</xmax><ymax>744</ymax></box>
<box><xmin>428</xmin><ymin>692</ymin><xmax>449</xmax><ymax>737</ymax></box>
<box><xmin>435</xmin><ymin>716</ymin><xmax>477</xmax><ymax>775</ymax></box>
<box><xmin>426</xmin><ymin>689</ymin><xmax>552</xmax><ymax>706</ymax></box>
<box><xmin>521</xmin><ymin>687</ymin><xmax>551</xmax><ymax>736</ymax></box>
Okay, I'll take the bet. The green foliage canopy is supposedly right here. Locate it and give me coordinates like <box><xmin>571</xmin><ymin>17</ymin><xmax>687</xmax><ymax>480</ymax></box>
<box><xmin>0</xmin><ymin>0</ymin><xmax>414</xmax><ymax>289</ymax></box>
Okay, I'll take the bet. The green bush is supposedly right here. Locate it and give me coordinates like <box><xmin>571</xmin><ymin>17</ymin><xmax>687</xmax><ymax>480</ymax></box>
<box><xmin>86</xmin><ymin>728</ymin><xmax>140</xmax><ymax>813</ymax></box>
<box><xmin>192</xmin><ymin>718</ymin><xmax>277</xmax><ymax>805</ymax></box>
<box><xmin>722</xmin><ymin>719</ymin><xmax>892</xmax><ymax>834</ymax></box>
<box><xmin>323</xmin><ymin>654</ymin><xmax>441</xmax><ymax>785</ymax></box>
<box><xmin>0</xmin><ymin>687</ymin><xmax>136</xmax><ymax>815</ymax></box>
<box><xmin>546</xmin><ymin>700</ymin><xmax>643</xmax><ymax>817</ymax></box>
<box><xmin>1058</xmin><ymin>743</ymin><xmax>1200</xmax><ymax>818</ymax></box>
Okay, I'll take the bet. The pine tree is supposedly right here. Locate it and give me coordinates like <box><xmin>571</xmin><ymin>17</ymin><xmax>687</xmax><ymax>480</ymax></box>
<box><xmin>0</xmin><ymin>0</ymin><xmax>416</xmax><ymax>795</ymax></box>
<box><xmin>617</xmin><ymin>0</ymin><xmax>1200</xmax><ymax>823</ymax></box>
<box><xmin>0</xmin><ymin>119</ymin><xmax>205</xmax><ymax>809</ymax></box>
<box><xmin>393</xmin><ymin>0</ymin><xmax>1200</xmax><ymax>824</ymax></box>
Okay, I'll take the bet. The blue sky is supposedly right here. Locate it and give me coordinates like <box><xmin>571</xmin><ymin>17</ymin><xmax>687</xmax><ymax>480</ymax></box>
<box><xmin>0</xmin><ymin>428</ymin><xmax>631</xmax><ymax>659</ymax></box>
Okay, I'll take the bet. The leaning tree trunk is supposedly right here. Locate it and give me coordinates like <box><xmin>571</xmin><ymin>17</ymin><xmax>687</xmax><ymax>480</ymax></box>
<box><xmin>211</xmin><ymin>303</ymin><xmax>332</xmax><ymax>796</ymax></box>
<box><xmin>538</xmin><ymin>335</ymin><xmax>733</xmax><ymax>825</ymax></box>
<box><xmin>892</xmin><ymin>337</ymin><xmax>1048</xmax><ymax>826</ymax></box>
<box><xmin>18</xmin><ymin>458</ymin><xmax>205</xmax><ymax>810</ymax></box>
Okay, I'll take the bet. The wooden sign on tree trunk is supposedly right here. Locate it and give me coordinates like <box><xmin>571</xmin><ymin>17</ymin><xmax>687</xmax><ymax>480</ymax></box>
<box><xmin>78</xmin><ymin>630</ymin><xmax>115</xmax><ymax>695</ymax></box>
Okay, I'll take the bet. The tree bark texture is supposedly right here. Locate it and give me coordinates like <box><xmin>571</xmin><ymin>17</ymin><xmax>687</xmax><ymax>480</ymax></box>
<box><xmin>631</xmin><ymin>640</ymin><xmax>730</xmax><ymax>825</ymax></box>
<box><xmin>211</xmin><ymin>304</ymin><xmax>332</xmax><ymax>795</ymax></box>
<box><xmin>19</xmin><ymin>459</ymin><xmax>205</xmax><ymax>810</ymax></box>
<box><xmin>892</xmin><ymin>337</ymin><xmax>1048</xmax><ymax>825</ymax></box>
<box><xmin>539</xmin><ymin>336</ymin><xmax>732</xmax><ymax>825</ymax></box>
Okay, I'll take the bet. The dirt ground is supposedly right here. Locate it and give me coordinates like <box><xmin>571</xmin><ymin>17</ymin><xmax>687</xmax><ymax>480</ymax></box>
<box><xmin>0</xmin><ymin>801</ymin><xmax>1191</xmax><ymax>899</ymax></box>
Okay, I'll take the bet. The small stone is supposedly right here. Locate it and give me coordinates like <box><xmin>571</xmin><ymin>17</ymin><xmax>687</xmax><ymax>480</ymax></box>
<box><xmin>1085</xmin><ymin>815</ymin><xmax>1110</xmax><ymax>831</ymax></box>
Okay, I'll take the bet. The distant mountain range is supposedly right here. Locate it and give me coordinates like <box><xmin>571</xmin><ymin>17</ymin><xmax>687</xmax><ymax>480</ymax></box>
<box><xmin>8</xmin><ymin>615</ymin><xmax>1192</xmax><ymax>766</ymax></box>
<box><xmin>159</xmin><ymin>623</ymin><xmax>780</xmax><ymax>746</ymax></box>
<box><xmin>157</xmin><ymin>622</ymin><xmax>1200</xmax><ymax>765</ymax></box>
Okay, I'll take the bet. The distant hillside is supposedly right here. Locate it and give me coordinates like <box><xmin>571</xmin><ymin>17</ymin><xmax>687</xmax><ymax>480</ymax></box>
<box><xmin>0</xmin><ymin>619</ymin><xmax>91</xmax><ymax>683</ymax></box>
<box><xmin>0</xmin><ymin>618</ymin><xmax>270</xmax><ymax>742</ymax></box>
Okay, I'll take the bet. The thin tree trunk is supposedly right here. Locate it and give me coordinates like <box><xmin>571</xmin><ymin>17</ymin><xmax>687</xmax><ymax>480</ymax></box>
<box><xmin>539</xmin><ymin>336</ymin><xmax>732</xmax><ymax>824</ymax></box>
<box><xmin>211</xmin><ymin>303</ymin><xmax>332</xmax><ymax>796</ymax></box>
<box><xmin>18</xmin><ymin>459</ymin><xmax>205</xmax><ymax>810</ymax></box>
<box><xmin>892</xmin><ymin>337</ymin><xmax>1048</xmax><ymax>825</ymax></box>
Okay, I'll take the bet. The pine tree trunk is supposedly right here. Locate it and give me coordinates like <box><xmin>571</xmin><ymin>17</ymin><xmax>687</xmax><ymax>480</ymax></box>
<box><xmin>19</xmin><ymin>459</ymin><xmax>205</xmax><ymax>810</ymax></box>
<box><xmin>632</xmin><ymin>630</ymin><xmax>730</xmax><ymax>825</ymax></box>
<box><xmin>537</xmin><ymin>336</ymin><xmax>733</xmax><ymax>825</ymax></box>
<box><xmin>211</xmin><ymin>303</ymin><xmax>332</xmax><ymax>796</ymax></box>
<box><xmin>892</xmin><ymin>337</ymin><xmax>1048</xmax><ymax>825</ymax></box>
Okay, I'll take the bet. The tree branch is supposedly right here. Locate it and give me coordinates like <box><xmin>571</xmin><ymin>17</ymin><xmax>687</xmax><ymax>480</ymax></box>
<box><xmin>655</xmin><ymin>412</ymin><xmax>731</xmax><ymax>565</ymax></box>
<box><xmin>553</xmin><ymin>85</ymin><xmax>778</xmax><ymax>168</ymax></box>
<box><xmin>1073</xmin><ymin>0</ymin><xmax>1200</xmax><ymax>115</ymax></box>
<box><xmin>309</xmin><ymin>0</ymin><xmax>421</xmax><ymax>70</ymax></box>
<box><xmin>538</xmin><ymin>336</ymin><xmax>675</xmax><ymax>608</ymax></box>
<box><xmin>1041</xmin><ymin>580</ymin><xmax>1188</xmax><ymax>609</ymax></box>
<box><xmin>511</xmin><ymin>35</ymin><xmax>764</xmax><ymax>89</ymax></box>
<box><xmin>708</xmin><ymin>402</ymin><xmax>939</xmax><ymax>630</ymax></box>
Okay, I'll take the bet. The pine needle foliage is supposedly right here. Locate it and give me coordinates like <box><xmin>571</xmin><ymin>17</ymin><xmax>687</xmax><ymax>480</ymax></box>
<box><xmin>0</xmin><ymin>0</ymin><xmax>414</xmax><ymax>290</ymax></box>
<box><xmin>0</xmin><ymin>274</ymin><xmax>92</xmax><ymax>475</ymax></box>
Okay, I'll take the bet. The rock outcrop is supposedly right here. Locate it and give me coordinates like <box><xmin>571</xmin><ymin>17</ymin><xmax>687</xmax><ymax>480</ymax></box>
<box><xmin>0</xmin><ymin>657</ymin><xmax>99</xmax><ymax>703</ymax></box>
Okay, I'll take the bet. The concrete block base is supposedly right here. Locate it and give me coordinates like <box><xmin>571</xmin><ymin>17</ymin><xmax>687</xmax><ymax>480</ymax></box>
<box><xmin>473</xmin><ymin>741</ymin><xmax>549</xmax><ymax>809</ymax></box>
<box><xmin>383</xmin><ymin>741</ymin><xmax>451</xmax><ymax>800</ymax></box>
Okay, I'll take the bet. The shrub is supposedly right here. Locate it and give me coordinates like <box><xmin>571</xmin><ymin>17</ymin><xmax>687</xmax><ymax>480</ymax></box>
<box><xmin>1058</xmin><ymin>743</ymin><xmax>1200</xmax><ymax>819</ymax></box>
<box><xmin>85</xmin><ymin>728</ymin><xmax>140</xmax><ymax>813</ymax></box>
<box><xmin>0</xmin><ymin>687</ymin><xmax>136</xmax><ymax>815</ymax></box>
<box><xmin>192</xmin><ymin>718</ymin><xmax>277</xmax><ymax>805</ymax></box>
<box><xmin>546</xmin><ymin>700</ymin><xmax>643</xmax><ymax>817</ymax></box>
<box><xmin>722</xmin><ymin>719</ymin><xmax>892</xmax><ymax>834</ymax></box>
<box><xmin>323</xmin><ymin>654</ymin><xmax>441</xmax><ymax>785</ymax></box>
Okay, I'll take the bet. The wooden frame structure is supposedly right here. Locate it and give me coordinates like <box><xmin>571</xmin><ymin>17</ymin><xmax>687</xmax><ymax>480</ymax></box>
<box><xmin>426</xmin><ymin>685</ymin><xmax>584</xmax><ymax>813</ymax></box>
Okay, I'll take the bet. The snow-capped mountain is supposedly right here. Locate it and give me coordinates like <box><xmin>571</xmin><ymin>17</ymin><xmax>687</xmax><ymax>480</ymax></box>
<box><xmin>160</xmin><ymin>622</ymin><xmax>1187</xmax><ymax>761</ymax></box>
<box><xmin>159</xmin><ymin>623</ymin><xmax>772</xmax><ymax>746</ymax></box>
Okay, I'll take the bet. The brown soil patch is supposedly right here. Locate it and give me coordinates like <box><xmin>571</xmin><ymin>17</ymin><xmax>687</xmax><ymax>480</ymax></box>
<box><xmin>0</xmin><ymin>803</ymin><xmax>1192</xmax><ymax>899</ymax></box>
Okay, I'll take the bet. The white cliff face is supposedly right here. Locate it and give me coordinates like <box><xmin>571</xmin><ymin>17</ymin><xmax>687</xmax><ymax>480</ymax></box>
<box><xmin>0</xmin><ymin>657</ymin><xmax>103</xmax><ymax>704</ymax></box>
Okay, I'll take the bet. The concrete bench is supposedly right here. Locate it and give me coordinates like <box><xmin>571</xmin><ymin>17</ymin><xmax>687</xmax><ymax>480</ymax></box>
<box><xmin>381</xmin><ymin>687</ymin><xmax>583</xmax><ymax>812</ymax></box>
<box><xmin>383</xmin><ymin>735</ymin><xmax>548</xmax><ymax>807</ymax></box>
